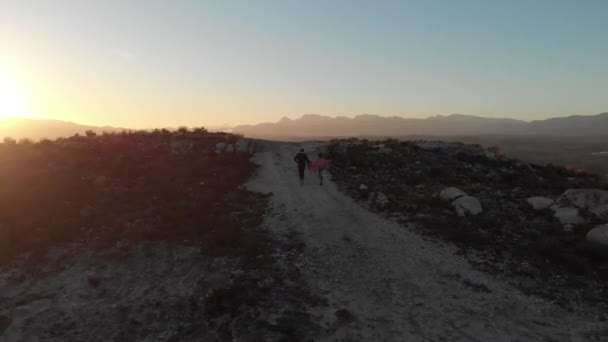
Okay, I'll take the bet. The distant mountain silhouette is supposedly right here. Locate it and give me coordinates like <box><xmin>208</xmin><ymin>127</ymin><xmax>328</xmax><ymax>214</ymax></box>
<box><xmin>233</xmin><ymin>113</ymin><xmax>608</xmax><ymax>139</ymax></box>
<box><xmin>0</xmin><ymin>118</ymin><xmax>124</xmax><ymax>140</ymax></box>
<box><xmin>524</xmin><ymin>113</ymin><xmax>608</xmax><ymax>136</ymax></box>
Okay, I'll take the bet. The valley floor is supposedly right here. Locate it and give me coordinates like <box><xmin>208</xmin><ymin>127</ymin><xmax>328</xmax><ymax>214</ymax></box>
<box><xmin>246</xmin><ymin>141</ymin><xmax>607</xmax><ymax>341</ymax></box>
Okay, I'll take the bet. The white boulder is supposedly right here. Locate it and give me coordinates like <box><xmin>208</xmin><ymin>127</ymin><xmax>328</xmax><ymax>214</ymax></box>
<box><xmin>452</xmin><ymin>196</ymin><xmax>483</xmax><ymax>216</ymax></box>
<box><xmin>554</xmin><ymin>189</ymin><xmax>608</xmax><ymax>221</ymax></box>
<box><xmin>359</xmin><ymin>184</ymin><xmax>368</xmax><ymax>191</ymax></box>
<box><xmin>551</xmin><ymin>206</ymin><xmax>584</xmax><ymax>228</ymax></box>
<box><xmin>526</xmin><ymin>197</ymin><xmax>554</xmax><ymax>211</ymax></box>
<box><xmin>587</xmin><ymin>224</ymin><xmax>608</xmax><ymax>247</ymax></box>
<box><xmin>440</xmin><ymin>187</ymin><xmax>467</xmax><ymax>201</ymax></box>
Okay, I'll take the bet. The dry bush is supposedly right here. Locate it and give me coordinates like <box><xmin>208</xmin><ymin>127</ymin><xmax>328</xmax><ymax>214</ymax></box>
<box><xmin>0</xmin><ymin>130</ymin><xmax>258</xmax><ymax>264</ymax></box>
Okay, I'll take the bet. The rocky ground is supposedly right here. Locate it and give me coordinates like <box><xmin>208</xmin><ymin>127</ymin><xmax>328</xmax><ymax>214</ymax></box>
<box><xmin>0</xmin><ymin>131</ymin><xmax>323</xmax><ymax>341</ymax></box>
<box><xmin>244</xmin><ymin>140</ymin><xmax>607</xmax><ymax>341</ymax></box>
<box><xmin>328</xmin><ymin>139</ymin><xmax>608</xmax><ymax>317</ymax></box>
<box><xmin>3</xmin><ymin>134</ymin><xmax>608</xmax><ymax>341</ymax></box>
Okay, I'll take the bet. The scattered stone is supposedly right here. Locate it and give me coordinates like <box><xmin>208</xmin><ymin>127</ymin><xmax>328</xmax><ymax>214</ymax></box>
<box><xmin>587</xmin><ymin>224</ymin><xmax>608</xmax><ymax>249</ymax></box>
<box><xmin>551</xmin><ymin>206</ymin><xmax>584</xmax><ymax>228</ymax></box>
<box><xmin>235</xmin><ymin>139</ymin><xmax>256</xmax><ymax>154</ymax></box>
<box><xmin>554</xmin><ymin>189</ymin><xmax>608</xmax><ymax>221</ymax></box>
<box><xmin>376</xmin><ymin>192</ymin><xmax>389</xmax><ymax>209</ymax></box>
<box><xmin>215</xmin><ymin>142</ymin><xmax>226</xmax><ymax>154</ymax></box>
<box><xmin>527</xmin><ymin>197</ymin><xmax>554</xmax><ymax>211</ymax></box>
<box><xmin>329</xmin><ymin>138</ymin><xmax>608</xmax><ymax>314</ymax></box>
<box><xmin>452</xmin><ymin>196</ymin><xmax>483</xmax><ymax>216</ymax></box>
<box><xmin>440</xmin><ymin>187</ymin><xmax>467</xmax><ymax>201</ymax></box>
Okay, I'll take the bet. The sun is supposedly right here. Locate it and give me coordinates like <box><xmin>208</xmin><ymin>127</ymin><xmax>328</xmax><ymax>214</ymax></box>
<box><xmin>0</xmin><ymin>68</ymin><xmax>33</xmax><ymax>120</ymax></box>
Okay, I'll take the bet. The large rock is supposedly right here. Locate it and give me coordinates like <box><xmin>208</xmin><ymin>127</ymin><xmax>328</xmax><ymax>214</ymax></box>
<box><xmin>526</xmin><ymin>197</ymin><xmax>554</xmax><ymax>211</ymax></box>
<box><xmin>440</xmin><ymin>187</ymin><xmax>467</xmax><ymax>201</ymax></box>
<box><xmin>452</xmin><ymin>196</ymin><xmax>483</xmax><ymax>216</ymax></box>
<box><xmin>554</xmin><ymin>189</ymin><xmax>608</xmax><ymax>221</ymax></box>
<box><xmin>551</xmin><ymin>206</ymin><xmax>584</xmax><ymax>228</ymax></box>
<box><xmin>235</xmin><ymin>139</ymin><xmax>256</xmax><ymax>154</ymax></box>
<box><xmin>587</xmin><ymin>224</ymin><xmax>608</xmax><ymax>248</ymax></box>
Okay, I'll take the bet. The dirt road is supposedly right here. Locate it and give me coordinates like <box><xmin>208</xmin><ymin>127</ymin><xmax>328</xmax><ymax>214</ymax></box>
<box><xmin>245</xmin><ymin>141</ymin><xmax>606</xmax><ymax>341</ymax></box>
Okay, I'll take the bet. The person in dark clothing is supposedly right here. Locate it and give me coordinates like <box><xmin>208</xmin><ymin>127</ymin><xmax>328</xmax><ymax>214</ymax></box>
<box><xmin>294</xmin><ymin>148</ymin><xmax>311</xmax><ymax>186</ymax></box>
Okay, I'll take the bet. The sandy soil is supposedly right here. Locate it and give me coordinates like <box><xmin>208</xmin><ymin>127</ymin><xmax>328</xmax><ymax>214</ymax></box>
<box><xmin>245</xmin><ymin>141</ymin><xmax>607</xmax><ymax>341</ymax></box>
<box><xmin>0</xmin><ymin>242</ymin><xmax>238</xmax><ymax>342</ymax></box>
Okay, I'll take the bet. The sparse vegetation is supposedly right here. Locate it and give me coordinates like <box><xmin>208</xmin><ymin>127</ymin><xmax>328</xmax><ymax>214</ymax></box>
<box><xmin>0</xmin><ymin>129</ymin><xmax>257</xmax><ymax>264</ymax></box>
<box><xmin>0</xmin><ymin>132</ymin><xmax>324</xmax><ymax>341</ymax></box>
<box><xmin>329</xmin><ymin>138</ymin><xmax>608</xmax><ymax>314</ymax></box>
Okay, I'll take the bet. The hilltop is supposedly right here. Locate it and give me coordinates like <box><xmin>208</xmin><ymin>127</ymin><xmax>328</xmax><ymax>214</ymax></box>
<box><xmin>1</xmin><ymin>135</ymin><xmax>608</xmax><ymax>340</ymax></box>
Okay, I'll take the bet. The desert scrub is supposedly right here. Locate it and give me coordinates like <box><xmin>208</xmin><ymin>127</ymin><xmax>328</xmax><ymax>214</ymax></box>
<box><xmin>0</xmin><ymin>129</ymin><xmax>258</xmax><ymax>264</ymax></box>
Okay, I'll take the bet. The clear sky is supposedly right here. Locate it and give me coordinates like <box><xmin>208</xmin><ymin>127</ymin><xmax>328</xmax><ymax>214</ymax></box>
<box><xmin>1</xmin><ymin>0</ymin><xmax>607</xmax><ymax>128</ymax></box>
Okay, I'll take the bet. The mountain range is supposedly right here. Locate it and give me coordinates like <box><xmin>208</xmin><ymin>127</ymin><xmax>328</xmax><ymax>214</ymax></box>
<box><xmin>2</xmin><ymin>112</ymin><xmax>608</xmax><ymax>141</ymax></box>
<box><xmin>0</xmin><ymin>118</ymin><xmax>124</xmax><ymax>140</ymax></box>
<box><xmin>233</xmin><ymin>112</ymin><xmax>608</xmax><ymax>139</ymax></box>
<box><xmin>0</xmin><ymin>118</ymin><xmax>235</xmax><ymax>140</ymax></box>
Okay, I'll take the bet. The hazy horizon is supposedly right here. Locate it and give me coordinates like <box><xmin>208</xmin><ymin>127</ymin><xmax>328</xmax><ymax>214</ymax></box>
<box><xmin>2</xmin><ymin>0</ymin><xmax>607</xmax><ymax>128</ymax></box>
<box><xmin>3</xmin><ymin>111</ymin><xmax>608</xmax><ymax>132</ymax></box>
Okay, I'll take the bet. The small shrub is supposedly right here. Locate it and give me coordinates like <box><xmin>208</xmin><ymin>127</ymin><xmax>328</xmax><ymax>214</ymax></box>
<box><xmin>3</xmin><ymin>137</ymin><xmax>16</xmax><ymax>145</ymax></box>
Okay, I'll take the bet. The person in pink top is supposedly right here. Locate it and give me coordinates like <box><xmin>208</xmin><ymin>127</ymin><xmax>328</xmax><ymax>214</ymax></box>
<box><xmin>308</xmin><ymin>153</ymin><xmax>331</xmax><ymax>185</ymax></box>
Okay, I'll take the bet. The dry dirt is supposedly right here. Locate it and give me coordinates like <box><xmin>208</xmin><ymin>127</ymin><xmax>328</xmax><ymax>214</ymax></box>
<box><xmin>245</xmin><ymin>141</ymin><xmax>607</xmax><ymax>341</ymax></box>
<box><xmin>2</xmin><ymin>140</ymin><xmax>607</xmax><ymax>341</ymax></box>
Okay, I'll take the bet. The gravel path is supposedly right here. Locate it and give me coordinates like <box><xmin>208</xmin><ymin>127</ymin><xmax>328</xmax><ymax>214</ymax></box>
<box><xmin>245</xmin><ymin>140</ymin><xmax>606</xmax><ymax>342</ymax></box>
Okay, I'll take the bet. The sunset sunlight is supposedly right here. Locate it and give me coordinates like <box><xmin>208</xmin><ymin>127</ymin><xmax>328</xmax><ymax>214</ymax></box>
<box><xmin>0</xmin><ymin>68</ymin><xmax>33</xmax><ymax>120</ymax></box>
<box><xmin>0</xmin><ymin>1</ymin><xmax>607</xmax><ymax>340</ymax></box>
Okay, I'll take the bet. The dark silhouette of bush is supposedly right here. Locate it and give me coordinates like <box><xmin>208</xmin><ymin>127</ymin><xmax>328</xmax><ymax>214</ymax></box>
<box><xmin>3</xmin><ymin>137</ymin><xmax>16</xmax><ymax>145</ymax></box>
<box><xmin>0</xmin><ymin>129</ymin><xmax>259</xmax><ymax>264</ymax></box>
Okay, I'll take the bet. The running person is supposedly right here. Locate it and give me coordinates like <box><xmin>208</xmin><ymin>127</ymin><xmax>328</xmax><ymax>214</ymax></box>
<box><xmin>309</xmin><ymin>153</ymin><xmax>331</xmax><ymax>185</ymax></box>
<box><xmin>294</xmin><ymin>148</ymin><xmax>311</xmax><ymax>186</ymax></box>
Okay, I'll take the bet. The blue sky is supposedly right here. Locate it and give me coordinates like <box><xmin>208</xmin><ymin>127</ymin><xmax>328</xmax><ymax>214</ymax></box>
<box><xmin>1</xmin><ymin>0</ymin><xmax>607</xmax><ymax>127</ymax></box>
